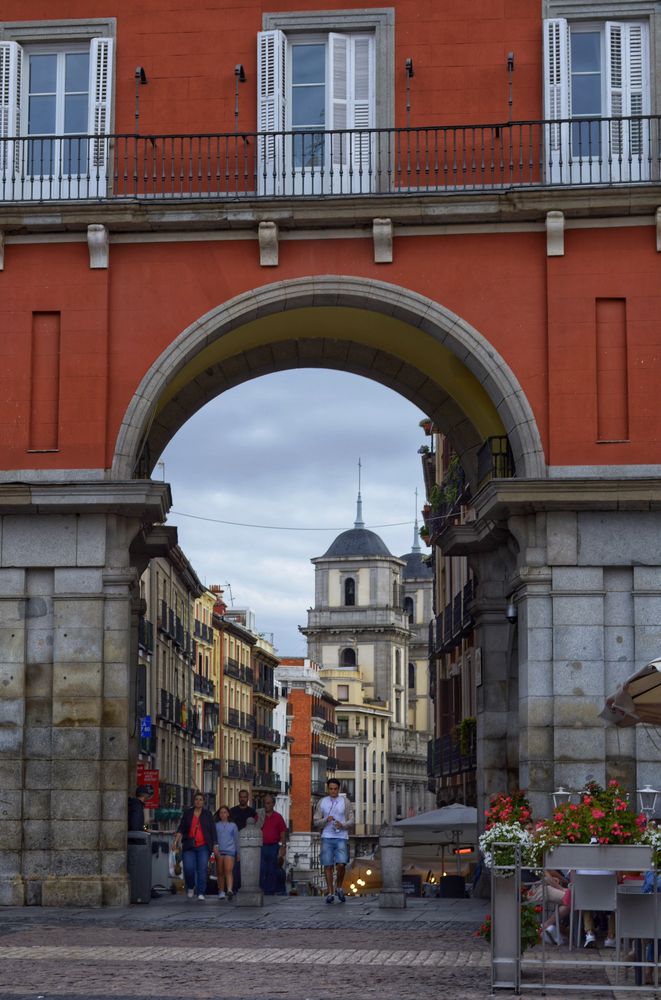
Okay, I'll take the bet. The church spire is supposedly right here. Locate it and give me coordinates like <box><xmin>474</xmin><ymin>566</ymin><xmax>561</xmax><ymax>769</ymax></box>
<box><xmin>412</xmin><ymin>487</ymin><xmax>421</xmax><ymax>553</ymax></box>
<box><xmin>354</xmin><ymin>457</ymin><xmax>365</xmax><ymax>528</ymax></box>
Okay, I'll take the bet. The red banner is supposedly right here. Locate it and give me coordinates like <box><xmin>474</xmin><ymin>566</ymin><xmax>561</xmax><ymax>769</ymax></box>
<box><xmin>136</xmin><ymin>764</ymin><xmax>160</xmax><ymax>809</ymax></box>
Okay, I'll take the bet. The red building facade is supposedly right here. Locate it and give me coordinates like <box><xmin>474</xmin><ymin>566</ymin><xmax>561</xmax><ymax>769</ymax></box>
<box><xmin>1</xmin><ymin>1</ymin><xmax>660</xmax><ymax>905</ymax></box>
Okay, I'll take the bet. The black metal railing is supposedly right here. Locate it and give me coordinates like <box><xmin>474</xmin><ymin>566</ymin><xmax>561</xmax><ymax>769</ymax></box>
<box><xmin>477</xmin><ymin>435</ymin><xmax>515</xmax><ymax>485</ymax></box>
<box><xmin>2</xmin><ymin>116</ymin><xmax>660</xmax><ymax>203</ymax></box>
<box><xmin>428</xmin><ymin>734</ymin><xmax>477</xmax><ymax>778</ymax></box>
<box><xmin>254</xmin><ymin>724</ymin><xmax>280</xmax><ymax>745</ymax></box>
<box><xmin>194</xmin><ymin>674</ymin><xmax>215</xmax><ymax>698</ymax></box>
<box><xmin>253</xmin><ymin>770</ymin><xmax>280</xmax><ymax>790</ymax></box>
<box><xmin>138</xmin><ymin>616</ymin><xmax>154</xmax><ymax>653</ymax></box>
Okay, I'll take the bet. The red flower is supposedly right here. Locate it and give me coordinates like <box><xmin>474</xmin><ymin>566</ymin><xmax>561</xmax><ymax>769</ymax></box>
<box><xmin>591</xmin><ymin>809</ymin><xmax>605</xmax><ymax>819</ymax></box>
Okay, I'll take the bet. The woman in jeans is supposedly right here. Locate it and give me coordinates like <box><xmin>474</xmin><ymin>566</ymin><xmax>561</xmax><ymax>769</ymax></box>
<box><xmin>174</xmin><ymin>791</ymin><xmax>218</xmax><ymax>900</ymax></box>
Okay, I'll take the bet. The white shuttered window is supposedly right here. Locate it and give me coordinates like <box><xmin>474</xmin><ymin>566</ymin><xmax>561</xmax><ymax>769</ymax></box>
<box><xmin>0</xmin><ymin>35</ymin><xmax>112</xmax><ymax>200</ymax></box>
<box><xmin>257</xmin><ymin>29</ymin><xmax>375</xmax><ymax>195</ymax></box>
<box><xmin>543</xmin><ymin>18</ymin><xmax>649</xmax><ymax>184</ymax></box>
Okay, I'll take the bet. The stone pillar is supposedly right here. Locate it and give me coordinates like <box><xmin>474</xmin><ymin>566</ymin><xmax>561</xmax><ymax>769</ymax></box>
<box><xmin>378</xmin><ymin>825</ymin><xmax>406</xmax><ymax>908</ymax></box>
<box><xmin>0</xmin><ymin>482</ymin><xmax>169</xmax><ymax>907</ymax></box>
<box><xmin>235</xmin><ymin>822</ymin><xmax>263</xmax><ymax>907</ymax></box>
<box><xmin>470</xmin><ymin>546</ymin><xmax>517</xmax><ymax>823</ymax></box>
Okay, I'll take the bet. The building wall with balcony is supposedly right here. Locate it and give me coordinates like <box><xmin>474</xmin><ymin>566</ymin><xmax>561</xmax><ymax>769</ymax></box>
<box><xmin>216</xmin><ymin>616</ymin><xmax>256</xmax><ymax>807</ymax></box>
<box><xmin>191</xmin><ymin>588</ymin><xmax>221</xmax><ymax>811</ymax></box>
<box><xmin>139</xmin><ymin>547</ymin><xmax>204</xmax><ymax>827</ymax></box>
<box><xmin>272</xmin><ymin>677</ymin><xmax>291</xmax><ymax>824</ymax></box>
<box><xmin>252</xmin><ymin>635</ymin><xmax>282</xmax><ymax>806</ymax></box>
<box><xmin>423</xmin><ymin>430</ymin><xmax>479</xmax><ymax>807</ymax></box>
<box><xmin>5</xmin><ymin>2</ymin><xmax>661</xmax><ymax>905</ymax></box>
<box><xmin>277</xmin><ymin>658</ymin><xmax>335</xmax><ymax>833</ymax></box>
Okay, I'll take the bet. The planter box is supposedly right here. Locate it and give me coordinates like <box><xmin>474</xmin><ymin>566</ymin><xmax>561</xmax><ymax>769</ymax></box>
<box><xmin>544</xmin><ymin>843</ymin><xmax>652</xmax><ymax>870</ymax></box>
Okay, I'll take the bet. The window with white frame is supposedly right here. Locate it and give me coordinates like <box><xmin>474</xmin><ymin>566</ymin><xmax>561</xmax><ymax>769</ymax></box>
<box><xmin>544</xmin><ymin>16</ymin><xmax>650</xmax><ymax>181</ymax></box>
<box><xmin>257</xmin><ymin>7</ymin><xmax>394</xmax><ymax>195</ymax></box>
<box><xmin>0</xmin><ymin>30</ymin><xmax>113</xmax><ymax>198</ymax></box>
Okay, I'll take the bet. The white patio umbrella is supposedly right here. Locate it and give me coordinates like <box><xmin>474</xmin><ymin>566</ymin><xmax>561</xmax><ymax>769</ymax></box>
<box><xmin>601</xmin><ymin>657</ymin><xmax>661</xmax><ymax>727</ymax></box>
<box><xmin>394</xmin><ymin>803</ymin><xmax>478</xmax><ymax>870</ymax></box>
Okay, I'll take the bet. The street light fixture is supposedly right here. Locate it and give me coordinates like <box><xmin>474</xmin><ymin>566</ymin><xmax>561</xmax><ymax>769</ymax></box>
<box><xmin>551</xmin><ymin>786</ymin><xmax>572</xmax><ymax>808</ymax></box>
<box><xmin>637</xmin><ymin>784</ymin><xmax>659</xmax><ymax>820</ymax></box>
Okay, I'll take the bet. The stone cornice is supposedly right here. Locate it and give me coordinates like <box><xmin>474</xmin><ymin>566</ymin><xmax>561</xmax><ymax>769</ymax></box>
<box><xmin>438</xmin><ymin>478</ymin><xmax>661</xmax><ymax>557</ymax></box>
<box><xmin>0</xmin><ymin>480</ymin><xmax>171</xmax><ymax>518</ymax></box>
<box><xmin>475</xmin><ymin>478</ymin><xmax>661</xmax><ymax>520</ymax></box>
<box><xmin>2</xmin><ymin>184</ymin><xmax>661</xmax><ymax>235</ymax></box>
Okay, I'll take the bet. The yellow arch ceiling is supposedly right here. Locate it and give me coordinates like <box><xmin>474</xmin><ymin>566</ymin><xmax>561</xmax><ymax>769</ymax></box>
<box><xmin>157</xmin><ymin>306</ymin><xmax>504</xmax><ymax>439</ymax></box>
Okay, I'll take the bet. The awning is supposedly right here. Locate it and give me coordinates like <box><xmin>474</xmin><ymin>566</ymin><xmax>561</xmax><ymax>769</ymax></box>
<box><xmin>601</xmin><ymin>657</ymin><xmax>661</xmax><ymax>727</ymax></box>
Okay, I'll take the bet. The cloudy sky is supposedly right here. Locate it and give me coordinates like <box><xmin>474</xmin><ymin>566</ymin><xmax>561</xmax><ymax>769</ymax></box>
<box><xmin>158</xmin><ymin>369</ymin><xmax>428</xmax><ymax>655</ymax></box>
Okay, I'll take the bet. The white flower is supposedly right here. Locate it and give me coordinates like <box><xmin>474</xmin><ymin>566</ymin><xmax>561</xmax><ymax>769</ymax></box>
<box><xmin>479</xmin><ymin>822</ymin><xmax>534</xmax><ymax>876</ymax></box>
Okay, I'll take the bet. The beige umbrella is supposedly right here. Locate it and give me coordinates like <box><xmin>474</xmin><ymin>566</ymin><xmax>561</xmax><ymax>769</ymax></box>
<box><xmin>601</xmin><ymin>657</ymin><xmax>661</xmax><ymax>727</ymax></box>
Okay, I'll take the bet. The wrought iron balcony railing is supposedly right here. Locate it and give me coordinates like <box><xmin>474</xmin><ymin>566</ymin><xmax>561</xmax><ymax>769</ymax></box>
<box><xmin>1</xmin><ymin>115</ymin><xmax>660</xmax><ymax>204</ymax></box>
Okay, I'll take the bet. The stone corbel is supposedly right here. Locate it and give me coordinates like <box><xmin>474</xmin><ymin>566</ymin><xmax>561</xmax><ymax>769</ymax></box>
<box><xmin>656</xmin><ymin>207</ymin><xmax>661</xmax><ymax>251</ymax></box>
<box><xmin>87</xmin><ymin>224</ymin><xmax>109</xmax><ymax>269</ymax></box>
<box><xmin>0</xmin><ymin>230</ymin><xmax>4</xmax><ymax>271</ymax></box>
<box><xmin>258</xmin><ymin>221</ymin><xmax>279</xmax><ymax>266</ymax></box>
<box><xmin>546</xmin><ymin>210</ymin><xmax>564</xmax><ymax>257</ymax></box>
<box><xmin>373</xmin><ymin>217</ymin><xmax>393</xmax><ymax>263</ymax></box>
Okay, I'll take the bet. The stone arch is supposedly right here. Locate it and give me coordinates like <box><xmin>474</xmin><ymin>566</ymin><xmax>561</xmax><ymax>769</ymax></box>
<box><xmin>111</xmin><ymin>276</ymin><xmax>546</xmax><ymax>481</ymax></box>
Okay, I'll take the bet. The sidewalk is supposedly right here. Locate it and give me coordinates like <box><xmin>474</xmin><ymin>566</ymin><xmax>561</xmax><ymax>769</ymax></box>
<box><xmin>0</xmin><ymin>891</ymin><xmax>488</xmax><ymax>931</ymax></box>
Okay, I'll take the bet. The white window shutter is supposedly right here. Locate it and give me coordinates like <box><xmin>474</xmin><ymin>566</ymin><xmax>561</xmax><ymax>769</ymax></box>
<box><xmin>606</xmin><ymin>21</ymin><xmax>648</xmax><ymax>176</ymax></box>
<box><xmin>88</xmin><ymin>36</ymin><xmax>113</xmax><ymax>185</ymax></box>
<box><xmin>0</xmin><ymin>40</ymin><xmax>23</xmax><ymax>185</ymax></box>
<box><xmin>328</xmin><ymin>33</ymin><xmax>349</xmax><ymax>167</ymax></box>
<box><xmin>257</xmin><ymin>29</ymin><xmax>287</xmax><ymax>194</ymax></box>
<box><xmin>543</xmin><ymin>18</ymin><xmax>569</xmax><ymax>183</ymax></box>
<box><xmin>350</xmin><ymin>35</ymin><xmax>374</xmax><ymax>185</ymax></box>
<box><xmin>543</xmin><ymin>18</ymin><xmax>570</xmax><ymax>143</ymax></box>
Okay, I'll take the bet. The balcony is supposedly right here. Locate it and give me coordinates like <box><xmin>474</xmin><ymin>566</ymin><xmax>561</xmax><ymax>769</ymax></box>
<box><xmin>194</xmin><ymin>730</ymin><xmax>215</xmax><ymax>751</ymax></box>
<box><xmin>253</xmin><ymin>770</ymin><xmax>280</xmax><ymax>791</ymax></box>
<box><xmin>254</xmin><ymin>724</ymin><xmax>280</xmax><ymax>746</ymax></box>
<box><xmin>323</xmin><ymin>720</ymin><xmax>337</xmax><ymax>735</ymax></box>
<box><xmin>137</xmin><ymin>616</ymin><xmax>154</xmax><ymax>654</ymax></box>
<box><xmin>194</xmin><ymin>673</ymin><xmax>216</xmax><ymax>699</ymax></box>
<box><xmin>427</xmin><ymin>733</ymin><xmax>477</xmax><ymax>779</ymax></box>
<box><xmin>2</xmin><ymin>117</ymin><xmax>659</xmax><ymax>206</ymax></box>
<box><xmin>311</xmin><ymin>780</ymin><xmax>327</xmax><ymax>797</ymax></box>
<box><xmin>477</xmin><ymin>436</ymin><xmax>515</xmax><ymax>487</ymax></box>
<box><xmin>224</xmin><ymin>657</ymin><xmax>240</xmax><ymax>679</ymax></box>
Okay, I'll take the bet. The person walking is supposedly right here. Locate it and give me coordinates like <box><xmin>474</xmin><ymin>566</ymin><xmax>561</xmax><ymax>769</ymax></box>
<box><xmin>226</xmin><ymin>789</ymin><xmax>256</xmax><ymax>893</ymax></box>
<box><xmin>314</xmin><ymin>778</ymin><xmax>354</xmax><ymax>904</ymax></box>
<box><xmin>258</xmin><ymin>794</ymin><xmax>287</xmax><ymax>895</ymax></box>
<box><xmin>174</xmin><ymin>791</ymin><xmax>218</xmax><ymax>900</ymax></box>
<box><xmin>214</xmin><ymin>805</ymin><xmax>240</xmax><ymax>900</ymax></box>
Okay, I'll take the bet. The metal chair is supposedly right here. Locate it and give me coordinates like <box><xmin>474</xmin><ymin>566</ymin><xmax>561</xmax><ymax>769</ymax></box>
<box><xmin>615</xmin><ymin>891</ymin><xmax>659</xmax><ymax>985</ymax></box>
<box><xmin>569</xmin><ymin>872</ymin><xmax>618</xmax><ymax>950</ymax></box>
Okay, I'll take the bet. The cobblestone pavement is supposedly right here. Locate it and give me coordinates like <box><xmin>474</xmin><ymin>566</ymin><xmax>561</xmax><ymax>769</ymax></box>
<box><xmin>0</xmin><ymin>898</ymin><xmax>647</xmax><ymax>999</ymax></box>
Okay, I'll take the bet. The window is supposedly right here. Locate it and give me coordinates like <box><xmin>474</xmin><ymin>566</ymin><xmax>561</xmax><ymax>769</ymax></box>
<box><xmin>344</xmin><ymin>577</ymin><xmax>356</xmax><ymax>606</ymax></box>
<box><xmin>0</xmin><ymin>32</ymin><xmax>113</xmax><ymax>198</ymax></box>
<box><xmin>408</xmin><ymin>663</ymin><xmax>416</xmax><ymax>690</ymax></box>
<box><xmin>544</xmin><ymin>17</ymin><xmax>649</xmax><ymax>182</ymax></box>
<box><xmin>337</xmin><ymin>684</ymin><xmax>349</xmax><ymax>701</ymax></box>
<box><xmin>404</xmin><ymin>596</ymin><xmax>414</xmax><ymax>623</ymax></box>
<box><xmin>340</xmin><ymin>647</ymin><xmax>356</xmax><ymax>668</ymax></box>
<box><xmin>257</xmin><ymin>7</ymin><xmax>394</xmax><ymax>195</ymax></box>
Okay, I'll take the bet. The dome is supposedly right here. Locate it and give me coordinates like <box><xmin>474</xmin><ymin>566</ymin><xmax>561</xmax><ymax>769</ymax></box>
<box><xmin>322</xmin><ymin>527</ymin><xmax>393</xmax><ymax>559</ymax></box>
<box><xmin>399</xmin><ymin>550</ymin><xmax>433</xmax><ymax>580</ymax></box>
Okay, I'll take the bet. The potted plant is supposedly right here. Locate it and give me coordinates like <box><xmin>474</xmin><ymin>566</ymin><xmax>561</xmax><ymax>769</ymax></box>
<box><xmin>479</xmin><ymin>790</ymin><xmax>534</xmax><ymax>875</ymax></box>
<box><xmin>477</xmin><ymin>898</ymin><xmax>543</xmax><ymax>952</ymax></box>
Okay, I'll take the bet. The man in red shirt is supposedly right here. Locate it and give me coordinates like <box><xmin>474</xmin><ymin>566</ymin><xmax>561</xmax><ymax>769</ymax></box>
<box><xmin>258</xmin><ymin>793</ymin><xmax>287</xmax><ymax>895</ymax></box>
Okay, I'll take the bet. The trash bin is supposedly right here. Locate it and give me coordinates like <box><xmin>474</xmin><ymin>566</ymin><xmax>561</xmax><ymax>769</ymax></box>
<box><xmin>127</xmin><ymin>831</ymin><xmax>152</xmax><ymax>904</ymax></box>
<box><xmin>151</xmin><ymin>832</ymin><xmax>174</xmax><ymax>894</ymax></box>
